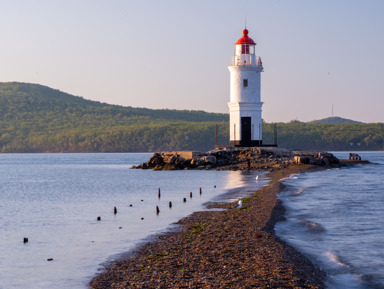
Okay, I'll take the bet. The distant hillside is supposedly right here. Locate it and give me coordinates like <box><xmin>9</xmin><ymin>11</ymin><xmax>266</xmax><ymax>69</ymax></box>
<box><xmin>263</xmin><ymin>122</ymin><xmax>384</xmax><ymax>151</ymax></box>
<box><xmin>0</xmin><ymin>82</ymin><xmax>383</xmax><ymax>152</ymax></box>
<box><xmin>0</xmin><ymin>82</ymin><xmax>228</xmax><ymax>124</ymax></box>
<box><xmin>309</xmin><ymin>116</ymin><xmax>363</xmax><ymax>124</ymax></box>
<box><xmin>0</xmin><ymin>82</ymin><xmax>228</xmax><ymax>152</ymax></box>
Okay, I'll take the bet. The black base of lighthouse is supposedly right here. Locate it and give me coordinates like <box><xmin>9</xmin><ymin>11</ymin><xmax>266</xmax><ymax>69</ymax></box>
<box><xmin>230</xmin><ymin>140</ymin><xmax>263</xmax><ymax>147</ymax></box>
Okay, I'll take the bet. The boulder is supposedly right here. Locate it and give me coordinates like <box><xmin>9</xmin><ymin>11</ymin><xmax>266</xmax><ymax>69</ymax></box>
<box><xmin>203</xmin><ymin>156</ymin><xmax>216</xmax><ymax>165</ymax></box>
<box><xmin>191</xmin><ymin>157</ymin><xmax>204</xmax><ymax>166</ymax></box>
<box><xmin>163</xmin><ymin>163</ymin><xmax>176</xmax><ymax>170</ymax></box>
<box><xmin>163</xmin><ymin>154</ymin><xmax>177</xmax><ymax>164</ymax></box>
<box><xmin>294</xmin><ymin>156</ymin><xmax>310</xmax><ymax>164</ymax></box>
<box><xmin>175</xmin><ymin>156</ymin><xmax>186</xmax><ymax>165</ymax></box>
<box><xmin>146</xmin><ymin>153</ymin><xmax>163</xmax><ymax>166</ymax></box>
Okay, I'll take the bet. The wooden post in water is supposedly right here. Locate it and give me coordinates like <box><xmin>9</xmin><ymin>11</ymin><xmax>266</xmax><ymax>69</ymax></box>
<box><xmin>199</xmin><ymin>187</ymin><xmax>202</xmax><ymax>195</ymax></box>
<box><xmin>114</xmin><ymin>206</ymin><xmax>117</xmax><ymax>214</ymax></box>
<box><xmin>169</xmin><ymin>201</ymin><xmax>172</xmax><ymax>208</ymax></box>
<box><xmin>156</xmin><ymin>206</ymin><xmax>160</xmax><ymax>215</ymax></box>
<box><xmin>158</xmin><ymin>188</ymin><xmax>161</xmax><ymax>199</ymax></box>
<box><xmin>23</xmin><ymin>237</ymin><xmax>28</xmax><ymax>243</ymax></box>
<box><xmin>183</xmin><ymin>197</ymin><xmax>186</xmax><ymax>203</ymax></box>
<box><xmin>190</xmin><ymin>192</ymin><xmax>193</xmax><ymax>198</ymax></box>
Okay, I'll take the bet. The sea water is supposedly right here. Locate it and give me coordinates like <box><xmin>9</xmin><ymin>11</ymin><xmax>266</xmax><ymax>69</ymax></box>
<box><xmin>276</xmin><ymin>152</ymin><xmax>384</xmax><ymax>289</ymax></box>
<box><xmin>0</xmin><ymin>153</ymin><xmax>266</xmax><ymax>289</ymax></box>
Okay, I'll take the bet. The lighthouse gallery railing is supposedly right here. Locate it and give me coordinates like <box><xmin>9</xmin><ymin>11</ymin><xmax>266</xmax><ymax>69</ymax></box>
<box><xmin>231</xmin><ymin>55</ymin><xmax>263</xmax><ymax>67</ymax></box>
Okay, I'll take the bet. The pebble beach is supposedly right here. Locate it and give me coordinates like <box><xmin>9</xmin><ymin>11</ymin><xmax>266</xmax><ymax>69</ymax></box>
<box><xmin>90</xmin><ymin>164</ymin><xmax>326</xmax><ymax>288</ymax></box>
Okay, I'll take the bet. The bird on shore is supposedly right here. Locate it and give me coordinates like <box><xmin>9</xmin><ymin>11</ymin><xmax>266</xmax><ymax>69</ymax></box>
<box><xmin>256</xmin><ymin>175</ymin><xmax>259</xmax><ymax>182</ymax></box>
<box><xmin>235</xmin><ymin>200</ymin><xmax>242</xmax><ymax>209</ymax></box>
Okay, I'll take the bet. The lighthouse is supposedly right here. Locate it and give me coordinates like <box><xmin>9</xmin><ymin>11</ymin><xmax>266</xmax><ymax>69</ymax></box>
<box><xmin>228</xmin><ymin>28</ymin><xmax>263</xmax><ymax>147</ymax></box>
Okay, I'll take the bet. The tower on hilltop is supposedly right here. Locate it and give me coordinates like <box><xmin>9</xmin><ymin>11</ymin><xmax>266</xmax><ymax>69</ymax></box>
<box><xmin>228</xmin><ymin>28</ymin><xmax>264</xmax><ymax>147</ymax></box>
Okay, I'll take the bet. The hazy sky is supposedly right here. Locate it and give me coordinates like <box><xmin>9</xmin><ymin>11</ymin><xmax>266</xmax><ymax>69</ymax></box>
<box><xmin>1</xmin><ymin>0</ymin><xmax>383</xmax><ymax>123</ymax></box>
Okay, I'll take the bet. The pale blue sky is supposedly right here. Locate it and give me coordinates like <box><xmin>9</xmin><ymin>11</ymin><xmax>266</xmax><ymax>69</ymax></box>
<box><xmin>1</xmin><ymin>0</ymin><xmax>383</xmax><ymax>123</ymax></box>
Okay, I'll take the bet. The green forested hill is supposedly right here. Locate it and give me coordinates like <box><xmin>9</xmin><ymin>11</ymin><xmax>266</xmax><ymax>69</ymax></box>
<box><xmin>0</xmin><ymin>82</ymin><xmax>228</xmax><ymax>152</ymax></box>
<box><xmin>0</xmin><ymin>82</ymin><xmax>383</xmax><ymax>152</ymax></box>
<box><xmin>309</xmin><ymin>116</ymin><xmax>363</xmax><ymax>124</ymax></box>
<box><xmin>263</xmin><ymin>122</ymin><xmax>384</xmax><ymax>151</ymax></box>
<box><xmin>0</xmin><ymin>82</ymin><xmax>228</xmax><ymax>125</ymax></box>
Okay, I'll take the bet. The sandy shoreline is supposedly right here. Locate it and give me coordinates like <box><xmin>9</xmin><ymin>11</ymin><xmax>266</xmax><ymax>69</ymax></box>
<box><xmin>89</xmin><ymin>163</ymin><xmax>328</xmax><ymax>288</ymax></box>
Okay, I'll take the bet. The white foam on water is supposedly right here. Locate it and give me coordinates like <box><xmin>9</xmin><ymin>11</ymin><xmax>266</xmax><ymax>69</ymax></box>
<box><xmin>324</xmin><ymin>251</ymin><xmax>351</xmax><ymax>269</ymax></box>
<box><xmin>293</xmin><ymin>187</ymin><xmax>305</xmax><ymax>195</ymax></box>
<box><xmin>299</xmin><ymin>219</ymin><xmax>325</xmax><ymax>232</ymax></box>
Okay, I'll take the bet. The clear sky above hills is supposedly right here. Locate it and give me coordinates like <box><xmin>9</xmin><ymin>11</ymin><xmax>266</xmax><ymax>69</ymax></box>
<box><xmin>1</xmin><ymin>0</ymin><xmax>383</xmax><ymax>123</ymax></box>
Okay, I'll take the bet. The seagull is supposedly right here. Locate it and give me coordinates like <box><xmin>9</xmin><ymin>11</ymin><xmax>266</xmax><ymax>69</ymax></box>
<box><xmin>235</xmin><ymin>200</ymin><xmax>242</xmax><ymax>209</ymax></box>
<box><xmin>256</xmin><ymin>175</ymin><xmax>259</xmax><ymax>182</ymax></box>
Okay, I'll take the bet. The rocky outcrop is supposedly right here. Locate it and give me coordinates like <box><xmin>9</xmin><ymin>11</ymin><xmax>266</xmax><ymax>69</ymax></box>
<box><xmin>133</xmin><ymin>151</ymin><xmax>216</xmax><ymax>170</ymax></box>
<box><xmin>292</xmin><ymin>151</ymin><xmax>339</xmax><ymax>165</ymax></box>
<box><xmin>132</xmin><ymin>147</ymin><xmax>340</xmax><ymax>170</ymax></box>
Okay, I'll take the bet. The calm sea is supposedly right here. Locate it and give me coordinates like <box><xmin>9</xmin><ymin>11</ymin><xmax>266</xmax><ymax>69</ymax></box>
<box><xmin>276</xmin><ymin>152</ymin><xmax>384</xmax><ymax>289</ymax></box>
<box><xmin>0</xmin><ymin>153</ymin><xmax>266</xmax><ymax>289</ymax></box>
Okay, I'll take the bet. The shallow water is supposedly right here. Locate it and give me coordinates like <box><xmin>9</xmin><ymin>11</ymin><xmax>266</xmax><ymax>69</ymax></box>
<box><xmin>0</xmin><ymin>153</ymin><xmax>266</xmax><ymax>289</ymax></box>
<box><xmin>276</xmin><ymin>152</ymin><xmax>384</xmax><ymax>289</ymax></box>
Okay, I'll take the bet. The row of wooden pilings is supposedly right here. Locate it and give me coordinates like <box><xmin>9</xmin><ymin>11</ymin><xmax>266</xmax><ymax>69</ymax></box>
<box><xmin>156</xmin><ymin>186</ymin><xmax>205</xmax><ymax>215</ymax></box>
<box><xmin>23</xmin><ymin>185</ymin><xmax>216</xmax><ymax>244</ymax></box>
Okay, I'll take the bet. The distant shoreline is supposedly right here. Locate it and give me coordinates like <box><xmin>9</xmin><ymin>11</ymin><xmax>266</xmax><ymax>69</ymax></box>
<box><xmin>90</xmin><ymin>163</ymin><xmax>328</xmax><ymax>288</ymax></box>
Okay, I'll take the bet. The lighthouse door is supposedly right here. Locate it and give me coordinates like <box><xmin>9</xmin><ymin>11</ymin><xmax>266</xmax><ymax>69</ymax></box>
<box><xmin>241</xmin><ymin>117</ymin><xmax>252</xmax><ymax>146</ymax></box>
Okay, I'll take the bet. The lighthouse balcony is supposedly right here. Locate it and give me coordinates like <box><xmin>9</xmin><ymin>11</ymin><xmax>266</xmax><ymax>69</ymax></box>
<box><xmin>231</xmin><ymin>55</ymin><xmax>263</xmax><ymax>67</ymax></box>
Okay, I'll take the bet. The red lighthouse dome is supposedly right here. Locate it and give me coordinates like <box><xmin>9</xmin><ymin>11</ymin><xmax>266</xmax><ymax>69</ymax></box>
<box><xmin>235</xmin><ymin>29</ymin><xmax>256</xmax><ymax>45</ymax></box>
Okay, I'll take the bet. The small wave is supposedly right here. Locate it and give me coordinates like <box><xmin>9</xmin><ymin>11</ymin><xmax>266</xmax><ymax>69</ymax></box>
<box><xmin>291</xmin><ymin>185</ymin><xmax>315</xmax><ymax>196</ymax></box>
<box><xmin>293</xmin><ymin>187</ymin><xmax>305</xmax><ymax>195</ymax></box>
<box><xmin>279</xmin><ymin>177</ymin><xmax>291</xmax><ymax>182</ymax></box>
<box><xmin>279</xmin><ymin>173</ymin><xmax>299</xmax><ymax>183</ymax></box>
<box><xmin>205</xmin><ymin>208</ymin><xmax>226</xmax><ymax>212</ymax></box>
<box><xmin>300</xmin><ymin>219</ymin><xmax>326</xmax><ymax>232</ymax></box>
<box><xmin>325</xmin><ymin>251</ymin><xmax>351</xmax><ymax>269</ymax></box>
<box><xmin>290</xmin><ymin>174</ymin><xmax>299</xmax><ymax>179</ymax></box>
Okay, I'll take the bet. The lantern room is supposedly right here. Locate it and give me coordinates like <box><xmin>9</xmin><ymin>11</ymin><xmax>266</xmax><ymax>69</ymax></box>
<box><xmin>235</xmin><ymin>29</ymin><xmax>256</xmax><ymax>55</ymax></box>
<box><xmin>232</xmin><ymin>29</ymin><xmax>261</xmax><ymax>67</ymax></box>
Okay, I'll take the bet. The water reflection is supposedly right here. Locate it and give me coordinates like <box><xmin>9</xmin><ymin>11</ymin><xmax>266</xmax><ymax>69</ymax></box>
<box><xmin>215</xmin><ymin>170</ymin><xmax>268</xmax><ymax>202</ymax></box>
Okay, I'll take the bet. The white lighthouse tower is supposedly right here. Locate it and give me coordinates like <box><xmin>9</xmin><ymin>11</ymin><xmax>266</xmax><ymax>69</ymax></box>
<box><xmin>228</xmin><ymin>28</ymin><xmax>263</xmax><ymax>147</ymax></box>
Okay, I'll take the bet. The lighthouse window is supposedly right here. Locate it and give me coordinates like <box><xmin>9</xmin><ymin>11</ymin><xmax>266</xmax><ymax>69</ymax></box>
<box><xmin>241</xmin><ymin>44</ymin><xmax>250</xmax><ymax>54</ymax></box>
<box><xmin>243</xmin><ymin>79</ymin><xmax>248</xmax><ymax>88</ymax></box>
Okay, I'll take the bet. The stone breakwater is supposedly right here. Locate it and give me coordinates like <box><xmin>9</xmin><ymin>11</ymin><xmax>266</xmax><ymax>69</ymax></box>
<box><xmin>90</xmin><ymin>165</ymin><xmax>326</xmax><ymax>289</ymax></box>
<box><xmin>90</xmin><ymin>149</ymin><xmax>368</xmax><ymax>288</ymax></box>
<box><xmin>132</xmin><ymin>147</ymin><xmax>340</xmax><ymax>171</ymax></box>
